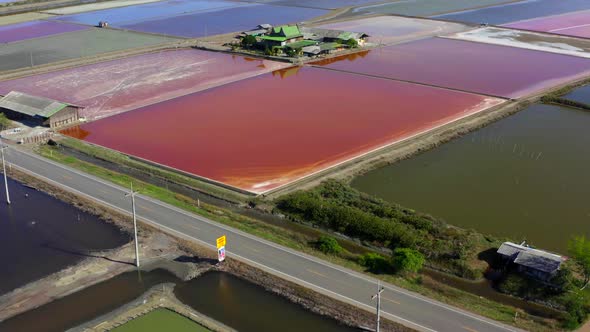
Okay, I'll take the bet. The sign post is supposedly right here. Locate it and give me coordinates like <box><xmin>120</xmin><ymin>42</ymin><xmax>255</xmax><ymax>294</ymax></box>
<box><xmin>216</xmin><ymin>235</ymin><xmax>226</xmax><ymax>262</ymax></box>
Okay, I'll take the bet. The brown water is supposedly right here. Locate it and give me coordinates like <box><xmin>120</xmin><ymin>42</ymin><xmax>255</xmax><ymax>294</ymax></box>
<box><xmin>0</xmin><ymin>270</ymin><xmax>358</xmax><ymax>332</ymax></box>
<box><xmin>175</xmin><ymin>271</ymin><xmax>358</xmax><ymax>332</ymax></box>
<box><xmin>0</xmin><ymin>269</ymin><xmax>178</xmax><ymax>332</ymax></box>
<box><xmin>352</xmin><ymin>103</ymin><xmax>590</xmax><ymax>253</ymax></box>
<box><xmin>0</xmin><ymin>177</ymin><xmax>129</xmax><ymax>295</ymax></box>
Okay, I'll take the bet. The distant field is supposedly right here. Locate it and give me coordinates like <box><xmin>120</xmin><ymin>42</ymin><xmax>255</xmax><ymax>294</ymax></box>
<box><xmin>313</xmin><ymin>37</ymin><xmax>590</xmax><ymax>98</ymax></box>
<box><xmin>436</xmin><ymin>0</ymin><xmax>590</xmax><ymax>25</ymax></box>
<box><xmin>42</xmin><ymin>0</ymin><xmax>162</xmax><ymax>15</ymax></box>
<box><xmin>0</xmin><ymin>28</ymin><xmax>177</xmax><ymax>72</ymax></box>
<box><xmin>52</xmin><ymin>0</ymin><xmax>244</xmax><ymax>26</ymax></box>
<box><xmin>62</xmin><ymin>67</ymin><xmax>503</xmax><ymax>194</ymax></box>
<box><xmin>119</xmin><ymin>4</ymin><xmax>328</xmax><ymax>38</ymax></box>
<box><xmin>0</xmin><ymin>13</ymin><xmax>54</xmax><ymax>26</ymax></box>
<box><xmin>350</xmin><ymin>0</ymin><xmax>522</xmax><ymax>17</ymax></box>
<box><xmin>111</xmin><ymin>309</ymin><xmax>210</xmax><ymax>332</ymax></box>
<box><xmin>0</xmin><ymin>20</ymin><xmax>87</xmax><ymax>43</ymax></box>
<box><xmin>504</xmin><ymin>9</ymin><xmax>590</xmax><ymax>38</ymax></box>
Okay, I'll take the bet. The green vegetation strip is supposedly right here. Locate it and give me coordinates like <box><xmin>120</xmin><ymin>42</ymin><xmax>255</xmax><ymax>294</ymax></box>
<box><xmin>37</xmin><ymin>144</ymin><xmax>567</xmax><ymax>332</ymax></box>
<box><xmin>111</xmin><ymin>309</ymin><xmax>211</xmax><ymax>332</ymax></box>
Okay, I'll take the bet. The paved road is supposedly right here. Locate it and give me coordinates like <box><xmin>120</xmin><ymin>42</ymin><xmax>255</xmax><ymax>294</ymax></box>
<box><xmin>5</xmin><ymin>147</ymin><xmax>521</xmax><ymax>332</ymax></box>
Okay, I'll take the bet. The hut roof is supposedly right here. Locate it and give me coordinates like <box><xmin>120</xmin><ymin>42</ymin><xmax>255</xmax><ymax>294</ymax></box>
<box><xmin>0</xmin><ymin>91</ymin><xmax>77</xmax><ymax>119</ymax></box>
<box><xmin>497</xmin><ymin>242</ymin><xmax>565</xmax><ymax>273</ymax></box>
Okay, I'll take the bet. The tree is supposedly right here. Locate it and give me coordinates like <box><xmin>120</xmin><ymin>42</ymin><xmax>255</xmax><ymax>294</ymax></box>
<box><xmin>392</xmin><ymin>248</ymin><xmax>424</xmax><ymax>274</ymax></box>
<box><xmin>316</xmin><ymin>236</ymin><xmax>342</xmax><ymax>255</ymax></box>
<box><xmin>358</xmin><ymin>252</ymin><xmax>390</xmax><ymax>273</ymax></box>
<box><xmin>568</xmin><ymin>235</ymin><xmax>590</xmax><ymax>290</ymax></box>
<box><xmin>0</xmin><ymin>113</ymin><xmax>10</xmax><ymax>130</ymax></box>
<box><xmin>241</xmin><ymin>35</ymin><xmax>257</xmax><ymax>48</ymax></box>
<box><xmin>345</xmin><ymin>38</ymin><xmax>358</xmax><ymax>48</ymax></box>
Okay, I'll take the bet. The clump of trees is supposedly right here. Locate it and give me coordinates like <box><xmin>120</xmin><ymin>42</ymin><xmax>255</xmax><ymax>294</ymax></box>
<box><xmin>393</xmin><ymin>248</ymin><xmax>424</xmax><ymax>274</ymax></box>
<box><xmin>276</xmin><ymin>179</ymin><xmax>491</xmax><ymax>278</ymax></box>
<box><xmin>316</xmin><ymin>236</ymin><xmax>342</xmax><ymax>255</ymax></box>
<box><xmin>0</xmin><ymin>113</ymin><xmax>11</xmax><ymax>130</ymax></box>
<box><xmin>241</xmin><ymin>35</ymin><xmax>257</xmax><ymax>48</ymax></box>
<box><xmin>569</xmin><ymin>235</ymin><xmax>590</xmax><ymax>290</ymax></box>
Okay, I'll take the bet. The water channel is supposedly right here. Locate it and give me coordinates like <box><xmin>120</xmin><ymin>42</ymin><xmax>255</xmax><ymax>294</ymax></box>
<box><xmin>0</xmin><ymin>177</ymin><xmax>129</xmax><ymax>295</ymax></box>
<box><xmin>0</xmin><ymin>269</ymin><xmax>358</xmax><ymax>332</ymax></box>
<box><xmin>352</xmin><ymin>103</ymin><xmax>590</xmax><ymax>253</ymax></box>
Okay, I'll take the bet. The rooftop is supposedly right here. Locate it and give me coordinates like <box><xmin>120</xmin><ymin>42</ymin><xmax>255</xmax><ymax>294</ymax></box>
<box><xmin>271</xmin><ymin>25</ymin><xmax>302</xmax><ymax>39</ymax></box>
<box><xmin>497</xmin><ymin>242</ymin><xmax>565</xmax><ymax>273</ymax></box>
<box><xmin>0</xmin><ymin>91</ymin><xmax>77</xmax><ymax>119</ymax></box>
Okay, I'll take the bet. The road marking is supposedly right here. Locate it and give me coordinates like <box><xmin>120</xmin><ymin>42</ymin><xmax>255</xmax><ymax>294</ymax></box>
<box><xmin>9</xmin><ymin>148</ymin><xmax>521</xmax><ymax>332</ymax></box>
<box><xmin>307</xmin><ymin>268</ymin><xmax>329</xmax><ymax>279</ymax></box>
<box><xmin>462</xmin><ymin>326</ymin><xmax>479</xmax><ymax>332</ymax></box>
<box><xmin>138</xmin><ymin>205</ymin><xmax>153</xmax><ymax>213</ymax></box>
<box><xmin>61</xmin><ymin>174</ymin><xmax>72</xmax><ymax>180</ymax></box>
<box><xmin>244</xmin><ymin>246</ymin><xmax>260</xmax><ymax>253</ymax></box>
<box><xmin>186</xmin><ymin>223</ymin><xmax>200</xmax><ymax>231</ymax></box>
<box><xmin>382</xmin><ymin>297</ymin><xmax>401</xmax><ymax>305</ymax></box>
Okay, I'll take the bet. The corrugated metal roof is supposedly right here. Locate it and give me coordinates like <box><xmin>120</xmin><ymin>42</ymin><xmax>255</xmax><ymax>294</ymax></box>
<box><xmin>514</xmin><ymin>250</ymin><xmax>564</xmax><ymax>273</ymax></box>
<box><xmin>498</xmin><ymin>242</ymin><xmax>564</xmax><ymax>273</ymax></box>
<box><xmin>0</xmin><ymin>91</ymin><xmax>69</xmax><ymax>119</ymax></box>
<box><xmin>497</xmin><ymin>242</ymin><xmax>525</xmax><ymax>257</ymax></box>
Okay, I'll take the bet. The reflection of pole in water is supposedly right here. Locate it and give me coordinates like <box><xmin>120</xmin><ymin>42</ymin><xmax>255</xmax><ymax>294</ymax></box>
<box><xmin>1</xmin><ymin>140</ymin><xmax>10</xmax><ymax>205</ymax></box>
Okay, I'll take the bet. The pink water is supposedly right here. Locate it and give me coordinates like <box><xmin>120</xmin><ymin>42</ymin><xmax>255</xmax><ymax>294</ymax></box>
<box><xmin>63</xmin><ymin>67</ymin><xmax>503</xmax><ymax>194</ymax></box>
<box><xmin>313</xmin><ymin>37</ymin><xmax>590</xmax><ymax>98</ymax></box>
<box><xmin>504</xmin><ymin>10</ymin><xmax>590</xmax><ymax>38</ymax></box>
<box><xmin>0</xmin><ymin>50</ymin><xmax>289</xmax><ymax>119</ymax></box>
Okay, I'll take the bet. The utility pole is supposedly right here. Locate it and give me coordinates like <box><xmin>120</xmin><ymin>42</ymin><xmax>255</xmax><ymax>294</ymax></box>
<box><xmin>125</xmin><ymin>183</ymin><xmax>140</xmax><ymax>267</ymax></box>
<box><xmin>1</xmin><ymin>139</ymin><xmax>10</xmax><ymax>205</ymax></box>
<box><xmin>371</xmin><ymin>281</ymin><xmax>385</xmax><ymax>332</ymax></box>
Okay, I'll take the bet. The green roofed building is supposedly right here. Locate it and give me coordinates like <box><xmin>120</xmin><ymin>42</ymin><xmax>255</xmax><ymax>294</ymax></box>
<box><xmin>0</xmin><ymin>91</ymin><xmax>80</xmax><ymax>128</ymax></box>
<box><xmin>261</xmin><ymin>25</ymin><xmax>304</xmax><ymax>47</ymax></box>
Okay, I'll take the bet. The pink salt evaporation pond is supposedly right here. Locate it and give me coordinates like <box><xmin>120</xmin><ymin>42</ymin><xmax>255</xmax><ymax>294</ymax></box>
<box><xmin>504</xmin><ymin>10</ymin><xmax>590</xmax><ymax>39</ymax></box>
<box><xmin>316</xmin><ymin>16</ymin><xmax>468</xmax><ymax>45</ymax></box>
<box><xmin>0</xmin><ymin>20</ymin><xmax>88</xmax><ymax>43</ymax></box>
<box><xmin>0</xmin><ymin>49</ymin><xmax>289</xmax><ymax>119</ymax></box>
<box><xmin>313</xmin><ymin>37</ymin><xmax>590</xmax><ymax>99</ymax></box>
<box><xmin>62</xmin><ymin>67</ymin><xmax>503</xmax><ymax>194</ymax></box>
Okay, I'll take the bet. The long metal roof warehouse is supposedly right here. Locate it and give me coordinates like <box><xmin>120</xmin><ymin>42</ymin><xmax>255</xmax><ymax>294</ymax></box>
<box><xmin>0</xmin><ymin>91</ymin><xmax>80</xmax><ymax>128</ymax></box>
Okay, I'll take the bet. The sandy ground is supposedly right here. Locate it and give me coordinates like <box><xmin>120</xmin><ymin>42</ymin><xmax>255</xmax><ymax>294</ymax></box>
<box><xmin>314</xmin><ymin>15</ymin><xmax>470</xmax><ymax>45</ymax></box>
<box><xmin>445</xmin><ymin>27</ymin><xmax>590</xmax><ymax>58</ymax></box>
<box><xmin>42</xmin><ymin>0</ymin><xmax>161</xmax><ymax>15</ymax></box>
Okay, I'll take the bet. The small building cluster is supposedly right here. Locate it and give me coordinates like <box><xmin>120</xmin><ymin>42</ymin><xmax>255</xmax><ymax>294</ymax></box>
<box><xmin>497</xmin><ymin>242</ymin><xmax>566</xmax><ymax>282</ymax></box>
<box><xmin>238</xmin><ymin>24</ymin><xmax>368</xmax><ymax>57</ymax></box>
<box><xmin>0</xmin><ymin>91</ymin><xmax>81</xmax><ymax>129</ymax></box>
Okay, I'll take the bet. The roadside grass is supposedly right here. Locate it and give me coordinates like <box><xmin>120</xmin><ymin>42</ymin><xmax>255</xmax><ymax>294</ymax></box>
<box><xmin>37</xmin><ymin>144</ymin><xmax>563</xmax><ymax>332</ymax></box>
<box><xmin>56</xmin><ymin>137</ymin><xmax>248</xmax><ymax>204</ymax></box>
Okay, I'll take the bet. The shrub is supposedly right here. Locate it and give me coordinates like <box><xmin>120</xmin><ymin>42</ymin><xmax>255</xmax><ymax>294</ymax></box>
<box><xmin>316</xmin><ymin>236</ymin><xmax>342</xmax><ymax>255</ymax></box>
<box><xmin>0</xmin><ymin>113</ymin><xmax>10</xmax><ymax>130</ymax></box>
<box><xmin>359</xmin><ymin>253</ymin><xmax>391</xmax><ymax>273</ymax></box>
<box><xmin>241</xmin><ymin>35</ymin><xmax>257</xmax><ymax>48</ymax></box>
<box><xmin>392</xmin><ymin>248</ymin><xmax>424</xmax><ymax>274</ymax></box>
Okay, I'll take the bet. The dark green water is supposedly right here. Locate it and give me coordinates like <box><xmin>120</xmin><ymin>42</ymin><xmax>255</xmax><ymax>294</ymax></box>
<box><xmin>352</xmin><ymin>104</ymin><xmax>590</xmax><ymax>253</ymax></box>
<box><xmin>176</xmin><ymin>272</ymin><xmax>357</xmax><ymax>332</ymax></box>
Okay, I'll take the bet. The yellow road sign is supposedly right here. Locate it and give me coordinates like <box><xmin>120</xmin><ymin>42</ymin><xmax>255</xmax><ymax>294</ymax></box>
<box><xmin>216</xmin><ymin>235</ymin><xmax>226</xmax><ymax>249</ymax></box>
